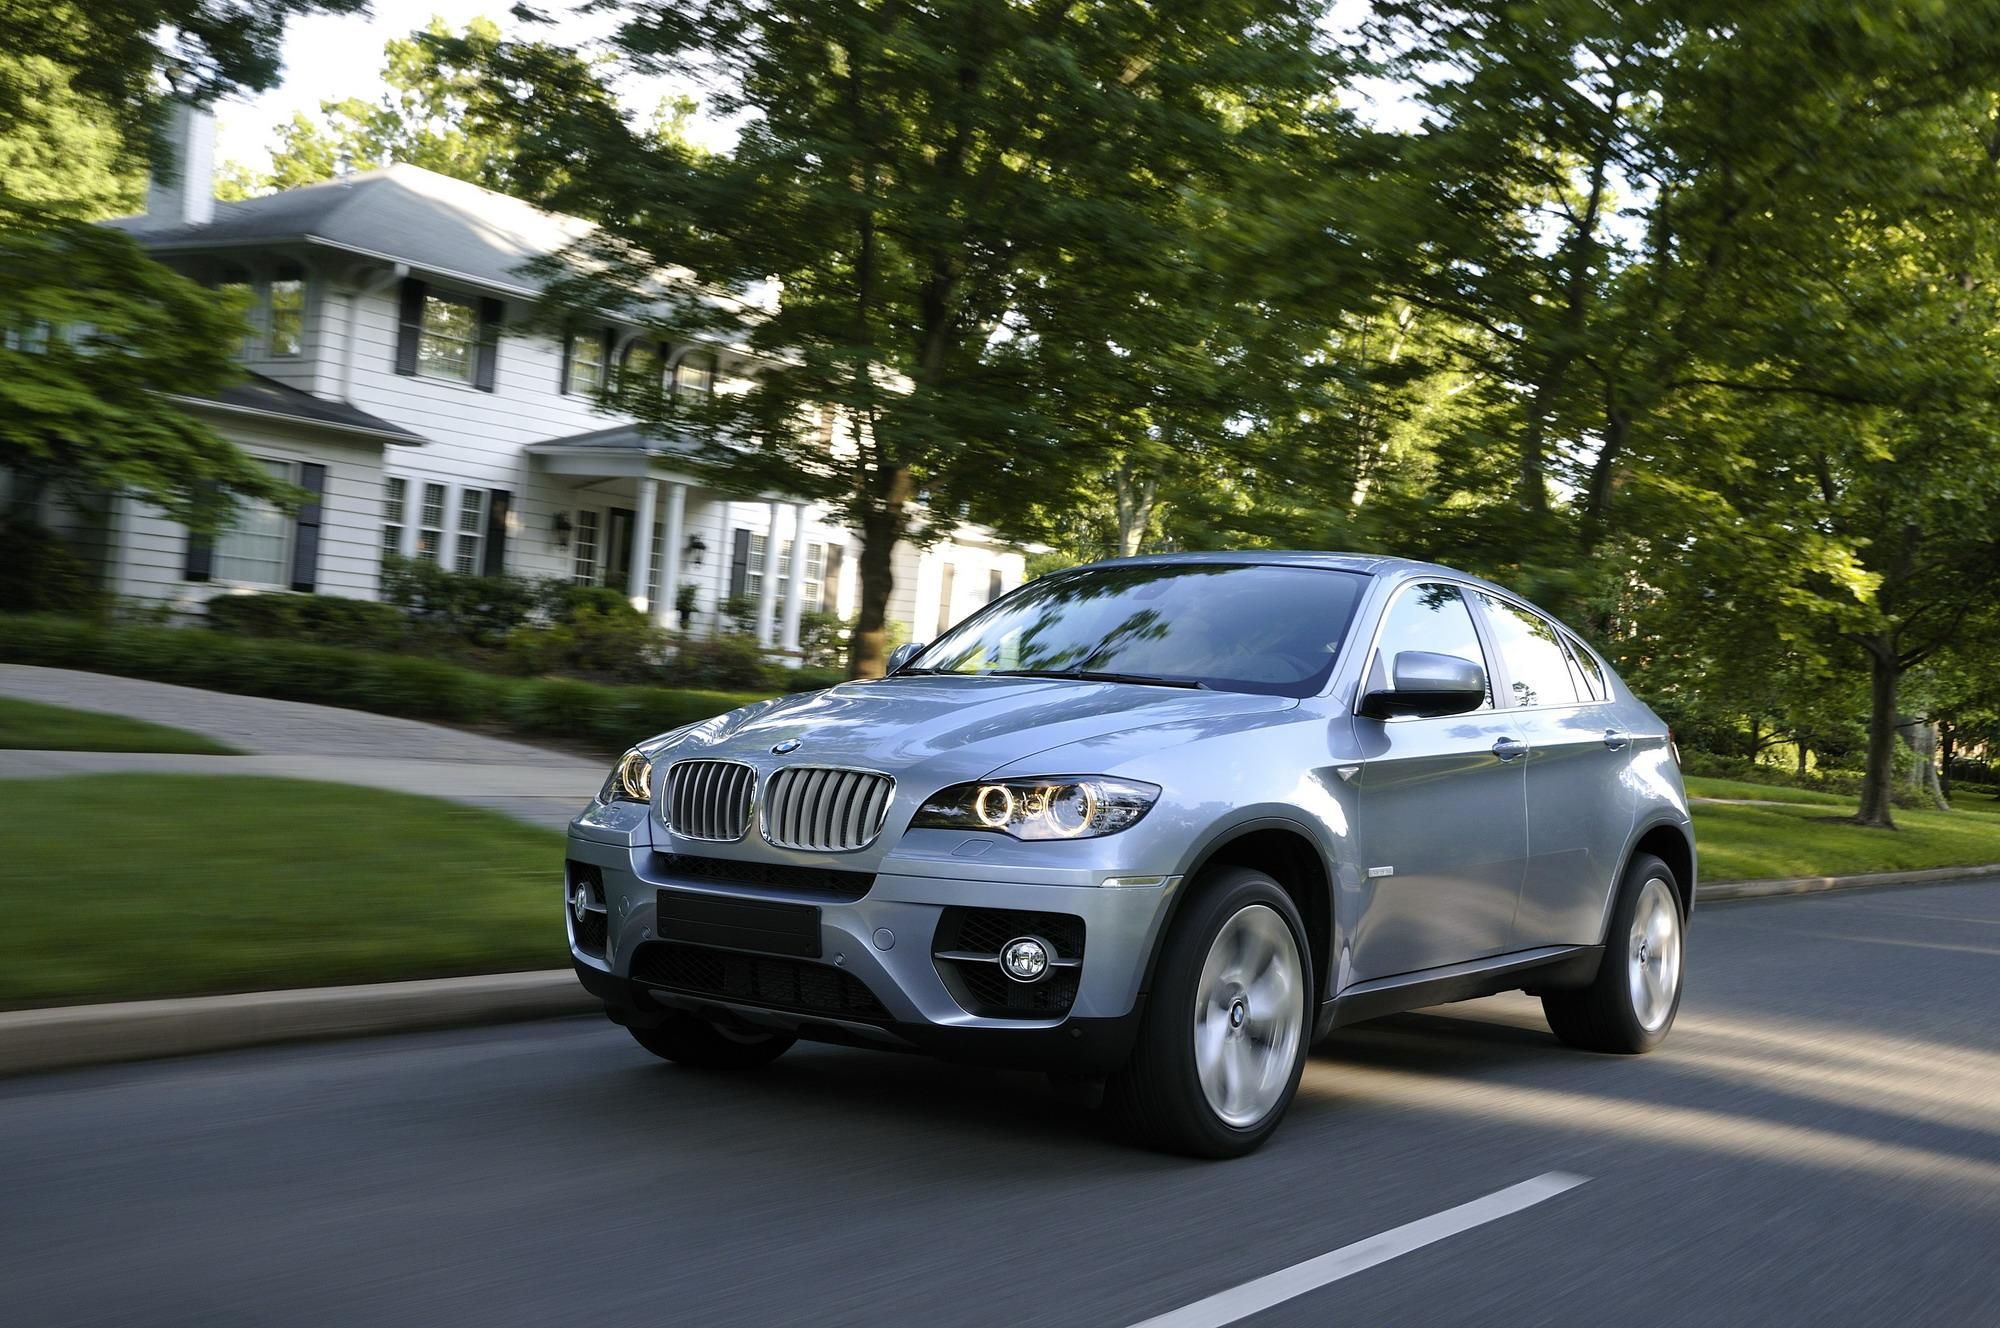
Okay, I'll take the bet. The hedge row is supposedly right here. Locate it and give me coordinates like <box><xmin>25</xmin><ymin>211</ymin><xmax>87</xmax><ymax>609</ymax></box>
<box><xmin>0</xmin><ymin>615</ymin><xmax>777</xmax><ymax>753</ymax></box>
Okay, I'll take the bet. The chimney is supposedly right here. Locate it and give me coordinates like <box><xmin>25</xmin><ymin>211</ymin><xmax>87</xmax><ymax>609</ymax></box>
<box><xmin>144</xmin><ymin>101</ymin><xmax>217</xmax><ymax>227</ymax></box>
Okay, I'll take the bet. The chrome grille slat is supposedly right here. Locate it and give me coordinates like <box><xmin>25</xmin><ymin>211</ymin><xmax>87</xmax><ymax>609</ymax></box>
<box><xmin>763</xmin><ymin>767</ymin><xmax>894</xmax><ymax>852</ymax></box>
<box><xmin>665</xmin><ymin>760</ymin><xmax>754</xmax><ymax>842</ymax></box>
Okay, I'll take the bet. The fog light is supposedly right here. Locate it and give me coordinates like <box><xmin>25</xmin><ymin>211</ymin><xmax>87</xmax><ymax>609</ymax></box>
<box><xmin>1001</xmin><ymin>936</ymin><xmax>1050</xmax><ymax>983</ymax></box>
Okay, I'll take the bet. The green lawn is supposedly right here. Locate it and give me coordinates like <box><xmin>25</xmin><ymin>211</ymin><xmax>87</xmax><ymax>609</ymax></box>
<box><xmin>0</xmin><ymin>696</ymin><xmax>239</xmax><ymax>755</ymax></box>
<box><xmin>1683</xmin><ymin>775</ymin><xmax>1852</xmax><ymax>807</ymax></box>
<box><xmin>0</xmin><ymin>775</ymin><xmax>563</xmax><ymax>1008</ymax></box>
<box><xmin>1693</xmin><ymin>799</ymin><xmax>2000</xmax><ymax>882</ymax></box>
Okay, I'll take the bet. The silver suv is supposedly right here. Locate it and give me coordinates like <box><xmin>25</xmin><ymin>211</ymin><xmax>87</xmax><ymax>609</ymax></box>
<box><xmin>568</xmin><ymin>553</ymin><xmax>1694</xmax><ymax>1156</ymax></box>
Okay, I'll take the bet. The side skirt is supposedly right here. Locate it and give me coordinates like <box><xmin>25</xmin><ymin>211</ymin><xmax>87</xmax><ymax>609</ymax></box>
<box><xmin>1321</xmin><ymin>944</ymin><xmax>1603</xmax><ymax>1031</ymax></box>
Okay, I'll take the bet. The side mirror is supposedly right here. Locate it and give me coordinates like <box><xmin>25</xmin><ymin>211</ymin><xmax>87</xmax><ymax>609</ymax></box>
<box><xmin>885</xmin><ymin>642</ymin><xmax>927</xmax><ymax>674</ymax></box>
<box><xmin>1358</xmin><ymin>650</ymin><xmax>1487</xmax><ymax>720</ymax></box>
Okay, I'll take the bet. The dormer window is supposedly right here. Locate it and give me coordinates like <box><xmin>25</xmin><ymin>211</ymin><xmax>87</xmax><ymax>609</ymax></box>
<box><xmin>672</xmin><ymin>350</ymin><xmax>716</xmax><ymax>402</ymax></box>
<box><xmin>564</xmin><ymin>332</ymin><xmax>606</xmax><ymax>395</ymax></box>
<box><xmin>268</xmin><ymin>263</ymin><xmax>306</xmax><ymax>357</ymax></box>
<box><xmin>616</xmin><ymin>339</ymin><xmax>664</xmax><ymax>403</ymax></box>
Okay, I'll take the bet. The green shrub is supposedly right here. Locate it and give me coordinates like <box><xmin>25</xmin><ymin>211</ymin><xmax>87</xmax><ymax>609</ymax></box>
<box><xmin>1679</xmin><ymin>749</ymin><xmax>1865</xmax><ymax>797</ymax></box>
<box><xmin>205</xmin><ymin>591</ymin><xmax>407</xmax><ymax>652</ymax></box>
<box><xmin>382</xmin><ymin>555</ymin><xmax>538</xmax><ymax>647</ymax></box>
<box><xmin>718</xmin><ymin>593</ymin><xmax>758</xmax><ymax>635</ymax></box>
<box><xmin>786</xmin><ymin>666</ymin><xmax>849</xmax><ymax>693</ymax></box>
<box><xmin>0</xmin><ymin>520</ymin><xmax>102</xmax><ymax>618</ymax></box>
<box><xmin>798</xmin><ymin>610</ymin><xmax>852</xmax><ymax>670</ymax></box>
<box><xmin>673</xmin><ymin>631</ymin><xmax>771</xmax><ymax>690</ymax></box>
<box><xmin>0</xmin><ymin>614</ymin><xmax>766</xmax><ymax>753</ymax></box>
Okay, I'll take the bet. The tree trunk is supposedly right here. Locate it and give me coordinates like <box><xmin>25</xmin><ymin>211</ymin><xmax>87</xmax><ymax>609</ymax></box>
<box><xmin>1748</xmin><ymin>715</ymin><xmax>1760</xmax><ymax>757</ymax></box>
<box><xmin>1899</xmin><ymin>717</ymin><xmax>1948</xmax><ymax>811</ymax></box>
<box><xmin>848</xmin><ymin>506</ymin><xmax>902</xmax><ymax>679</ymax></box>
<box><xmin>1940</xmin><ymin>722</ymin><xmax>1956</xmax><ymax>802</ymax></box>
<box><xmin>1855</xmin><ymin>640</ymin><xmax>1900</xmax><ymax>828</ymax></box>
<box><xmin>1795</xmin><ymin>737</ymin><xmax>1809</xmax><ymax>780</ymax></box>
<box><xmin>1111</xmin><ymin>462</ymin><xmax>1157</xmax><ymax>559</ymax></box>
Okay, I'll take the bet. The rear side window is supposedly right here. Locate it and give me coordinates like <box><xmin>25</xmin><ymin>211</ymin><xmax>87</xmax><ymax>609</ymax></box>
<box><xmin>1564</xmin><ymin>633</ymin><xmax>1608</xmax><ymax>701</ymax></box>
<box><xmin>1476</xmin><ymin>594</ymin><xmax>1580</xmax><ymax>709</ymax></box>
<box><xmin>1373</xmin><ymin>582</ymin><xmax>1492</xmax><ymax>709</ymax></box>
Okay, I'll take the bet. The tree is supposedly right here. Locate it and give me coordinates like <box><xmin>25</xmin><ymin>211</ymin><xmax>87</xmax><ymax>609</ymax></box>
<box><xmin>219</xmin><ymin>17</ymin><xmax>696</xmax><ymax>202</ymax></box>
<box><xmin>478</xmin><ymin>0</ymin><xmax>1343</xmax><ymax>675</ymax></box>
<box><xmin>0</xmin><ymin>206</ymin><xmax>291</xmax><ymax>532</ymax></box>
<box><xmin>0</xmin><ymin>53</ymin><xmax>144</xmax><ymax>220</ymax></box>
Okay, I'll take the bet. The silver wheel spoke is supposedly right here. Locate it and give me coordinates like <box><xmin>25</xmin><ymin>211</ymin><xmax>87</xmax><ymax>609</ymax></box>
<box><xmin>1626</xmin><ymin>878</ymin><xmax>1681</xmax><ymax>1034</ymax></box>
<box><xmin>1192</xmin><ymin>902</ymin><xmax>1304</xmax><ymax>1129</ymax></box>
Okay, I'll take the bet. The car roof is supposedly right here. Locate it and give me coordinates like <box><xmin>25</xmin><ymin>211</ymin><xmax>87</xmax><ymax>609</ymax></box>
<box><xmin>1066</xmin><ymin>549</ymin><xmax>1503</xmax><ymax>591</ymax></box>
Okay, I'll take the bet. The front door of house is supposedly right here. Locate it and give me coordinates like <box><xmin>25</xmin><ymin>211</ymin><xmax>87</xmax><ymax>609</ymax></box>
<box><xmin>604</xmin><ymin>506</ymin><xmax>636</xmax><ymax>593</ymax></box>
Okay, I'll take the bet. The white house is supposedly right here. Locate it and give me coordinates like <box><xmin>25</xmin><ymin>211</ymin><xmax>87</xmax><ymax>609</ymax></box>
<box><xmin>63</xmin><ymin>107</ymin><xmax>1022</xmax><ymax>654</ymax></box>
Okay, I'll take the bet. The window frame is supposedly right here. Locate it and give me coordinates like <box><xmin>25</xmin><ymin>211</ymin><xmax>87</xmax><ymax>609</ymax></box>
<box><xmin>1358</xmin><ymin>578</ymin><xmax>1497</xmax><ymax>719</ymax></box>
<box><xmin>415</xmin><ymin>481</ymin><xmax>447</xmax><ymax>564</ymax></box>
<box><xmin>267</xmin><ymin>266</ymin><xmax>306</xmax><ymax>358</ymax></box>
<box><xmin>566</xmin><ymin>332</ymin><xmax>606</xmax><ymax>396</ymax></box>
<box><xmin>381</xmin><ymin>476</ymin><xmax>408</xmax><ymax>558</ymax></box>
<box><xmin>209</xmin><ymin>457</ymin><xmax>298</xmax><ymax>589</ymax></box>
<box><xmin>671</xmin><ymin>349</ymin><xmax>717</xmax><ymax>403</ymax></box>
<box><xmin>1468</xmin><ymin>590</ymin><xmax>1588</xmax><ymax>712</ymax></box>
<box><xmin>415</xmin><ymin>290</ymin><xmax>479</xmax><ymax>384</ymax></box>
<box><xmin>571</xmin><ymin>509</ymin><xmax>602</xmax><ymax>586</ymax></box>
<box><xmin>453</xmin><ymin>487</ymin><xmax>489</xmax><ymax>576</ymax></box>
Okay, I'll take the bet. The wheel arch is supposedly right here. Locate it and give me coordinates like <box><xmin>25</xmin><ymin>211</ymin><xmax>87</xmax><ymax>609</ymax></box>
<box><xmin>1627</xmin><ymin>818</ymin><xmax>1696</xmax><ymax>922</ymax></box>
<box><xmin>1144</xmin><ymin>818</ymin><xmax>1335</xmax><ymax>1005</ymax></box>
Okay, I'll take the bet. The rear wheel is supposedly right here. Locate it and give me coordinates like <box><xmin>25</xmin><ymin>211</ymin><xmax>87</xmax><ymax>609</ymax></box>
<box><xmin>627</xmin><ymin>1012</ymin><xmax>795</xmax><ymax>1069</ymax></box>
<box><xmin>1542</xmin><ymin>853</ymin><xmax>1684</xmax><ymax>1053</ymax></box>
<box><xmin>1106</xmin><ymin>868</ymin><xmax>1311</xmax><ymax>1158</ymax></box>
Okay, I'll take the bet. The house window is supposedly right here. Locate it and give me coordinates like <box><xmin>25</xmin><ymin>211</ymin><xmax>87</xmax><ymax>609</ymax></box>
<box><xmin>381</xmin><ymin>477</ymin><xmax>407</xmax><ymax>557</ymax></box>
<box><xmin>454</xmin><ymin>488</ymin><xmax>488</xmax><ymax>575</ymax></box>
<box><xmin>619</xmin><ymin>340</ymin><xmax>664</xmax><ymax>402</ymax></box>
<box><xmin>417</xmin><ymin>292</ymin><xmax>478</xmax><ymax>382</ymax></box>
<box><xmin>566</xmin><ymin>333</ymin><xmax>605</xmax><ymax>395</ymax></box>
<box><xmin>572</xmin><ymin>510</ymin><xmax>601</xmax><ymax>585</ymax></box>
<box><xmin>415</xmin><ymin>482</ymin><xmax>446</xmax><ymax>563</ymax></box>
<box><xmin>268</xmin><ymin>266</ymin><xmax>305</xmax><ymax>357</ymax></box>
<box><xmin>211</xmin><ymin>458</ymin><xmax>295</xmax><ymax>587</ymax></box>
<box><xmin>672</xmin><ymin>350</ymin><xmax>716</xmax><ymax>402</ymax></box>
<box><xmin>988</xmin><ymin>569</ymin><xmax>1004</xmax><ymax>603</ymax></box>
<box><xmin>803</xmin><ymin>542</ymin><xmax>825</xmax><ymax>609</ymax></box>
<box><xmin>746</xmin><ymin>531</ymin><xmax>768</xmax><ymax>602</ymax></box>
<box><xmin>217</xmin><ymin>267</ymin><xmax>259</xmax><ymax>356</ymax></box>
<box><xmin>647</xmin><ymin>519</ymin><xmax>665</xmax><ymax>606</ymax></box>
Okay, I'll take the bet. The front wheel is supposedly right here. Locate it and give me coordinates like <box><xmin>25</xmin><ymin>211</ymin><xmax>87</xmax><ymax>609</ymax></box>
<box><xmin>1542</xmin><ymin>853</ymin><xmax>1685</xmax><ymax>1054</ymax></box>
<box><xmin>1106</xmin><ymin>868</ymin><xmax>1311</xmax><ymax>1158</ymax></box>
<box><xmin>627</xmin><ymin>1012</ymin><xmax>795</xmax><ymax>1069</ymax></box>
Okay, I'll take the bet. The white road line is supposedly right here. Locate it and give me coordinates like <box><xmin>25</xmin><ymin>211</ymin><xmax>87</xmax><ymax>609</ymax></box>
<box><xmin>1125</xmin><ymin>1171</ymin><xmax>1590</xmax><ymax>1328</ymax></box>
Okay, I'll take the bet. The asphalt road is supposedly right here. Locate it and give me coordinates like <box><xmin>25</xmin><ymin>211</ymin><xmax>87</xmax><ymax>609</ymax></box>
<box><xmin>4</xmin><ymin>881</ymin><xmax>1998</xmax><ymax>1327</ymax></box>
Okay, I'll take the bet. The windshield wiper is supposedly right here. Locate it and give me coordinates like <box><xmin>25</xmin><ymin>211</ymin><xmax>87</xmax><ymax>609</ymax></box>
<box><xmin>985</xmin><ymin>668</ymin><xmax>1209</xmax><ymax>690</ymax></box>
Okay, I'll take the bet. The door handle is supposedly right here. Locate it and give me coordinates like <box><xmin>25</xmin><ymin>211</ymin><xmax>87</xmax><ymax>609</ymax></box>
<box><xmin>1603</xmin><ymin>730</ymin><xmax>1629</xmax><ymax>750</ymax></box>
<box><xmin>1492</xmin><ymin>737</ymin><xmax>1528</xmax><ymax>761</ymax></box>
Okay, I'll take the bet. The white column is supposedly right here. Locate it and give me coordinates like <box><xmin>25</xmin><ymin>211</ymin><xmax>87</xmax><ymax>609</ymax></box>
<box><xmin>755</xmin><ymin>499</ymin><xmax>783</xmax><ymax>646</ymax></box>
<box><xmin>629</xmin><ymin>475</ymin><xmax>659</xmax><ymax>611</ymax></box>
<box><xmin>780</xmin><ymin>502</ymin><xmax>808</xmax><ymax>653</ymax></box>
<box><xmin>656</xmin><ymin>480</ymin><xmax>687</xmax><ymax>629</ymax></box>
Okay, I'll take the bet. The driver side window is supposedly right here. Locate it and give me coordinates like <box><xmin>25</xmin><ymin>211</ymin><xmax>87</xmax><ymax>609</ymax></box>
<box><xmin>1372</xmin><ymin>583</ymin><xmax>1493</xmax><ymax>710</ymax></box>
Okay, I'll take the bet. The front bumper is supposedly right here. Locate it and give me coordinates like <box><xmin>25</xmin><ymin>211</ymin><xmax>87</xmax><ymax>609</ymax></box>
<box><xmin>565</xmin><ymin>833</ymin><xmax>1179</xmax><ymax>1075</ymax></box>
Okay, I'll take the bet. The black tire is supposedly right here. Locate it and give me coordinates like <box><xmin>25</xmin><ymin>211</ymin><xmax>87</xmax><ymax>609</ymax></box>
<box><xmin>627</xmin><ymin>1012</ymin><xmax>795</xmax><ymax>1069</ymax></box>
<box><xmin>1542</xmin><ymin>853</ymin><xmax>1685</xmax><ymax>1054</ymax></box>
<box><xmin>1106</xmin><ymin>867</ymin><xmax>1313</xmax><ymax>1159</ymax></box>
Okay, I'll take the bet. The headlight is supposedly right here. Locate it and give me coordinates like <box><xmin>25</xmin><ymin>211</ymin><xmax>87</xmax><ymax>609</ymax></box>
<box><xmin>911</xmin><ymin>776</ymin><xmax>1159</xmax><ymax>840</ymax></box>
<box><xmin>600</xmin><ymin>748</ymin><xmax>654</xmax><ymax>805</ymax></box>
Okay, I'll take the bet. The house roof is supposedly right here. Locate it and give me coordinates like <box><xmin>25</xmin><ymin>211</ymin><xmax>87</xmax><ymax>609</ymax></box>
<box><xmin>526</xmin><ymin>422</ymin><xmax>699</xmax><ymax>457</ymax></box>
<box><xmin>106</xmin><ymin>164</ymin><xmax>596</xmax><ymax>298</ymax></box>
<box><xmin>171</xmin><ymin>371</ymin><xmax>426</xmax><ymax>445</ymax></box>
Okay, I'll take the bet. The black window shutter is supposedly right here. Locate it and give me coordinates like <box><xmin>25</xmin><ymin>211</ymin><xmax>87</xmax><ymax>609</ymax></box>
<box><xmin>821</xmin><ymin>544</ymin><xmax>844</xmax><ymax>614</ymax></box>
<box><xmin>728</xmin><ymin>527</ymin><xmax>751</xmax><ymax>599</ymax></box>
<box><xmin>289</xmin><ymin>463</ymin><xmax>328</xmax><ymax>592</ymax></box>
<box><xmin>184</xmin><ymin>480</ymin><xmax>217</xmax><ymax>581</ymax></box>
<box><xmin>482</xmin><ymin>489</ymin><xmax>511</xmax><ymax>577</ymax></box>
<box><xmin>557</xmin><ymin>329</ymin><xmax>572</xmax><ymax>394</ymax></box>
<box><xmin>474</xmin><ymin>297</ymin><xmax>504</xmax><ymax>392</ymax></box>
<box><xmin>600</xmin><ymin>327</ymin><xmax>617</xmax><ymax>390</ymax></box>
<box><xmin>394</xmin><ymin>278</ymin><xmax>427</xmax><ymax>376</ymax></box>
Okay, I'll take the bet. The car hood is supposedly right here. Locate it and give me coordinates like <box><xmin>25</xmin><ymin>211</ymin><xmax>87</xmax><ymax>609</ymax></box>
<box><xmin>664</xmin><ymin>675</ymin><xmax>1294</xmax><ymax>786</ymax></box>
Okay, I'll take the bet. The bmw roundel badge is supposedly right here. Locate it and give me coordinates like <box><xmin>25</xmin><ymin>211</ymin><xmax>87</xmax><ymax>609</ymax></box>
<box><xmin>772</xmin><ymin>738</ymin><xmax>802</xmax><ymax>755</ymax></box>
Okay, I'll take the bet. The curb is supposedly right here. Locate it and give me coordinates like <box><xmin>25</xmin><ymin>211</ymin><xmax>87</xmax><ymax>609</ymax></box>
<box><xmin>6</xmin><ymin>864</ymin><xmax>1997</xmax><ymax>1078</ymax></box>
<box><xmin>1699</xmin><ymin>862</ymin><xmax>2000</xmax><ymax>902</ymax></box>
<box><xmin>0</xmin><ymin>969</ymin><xmax>593</xmax><ymax>1078</ymax></box>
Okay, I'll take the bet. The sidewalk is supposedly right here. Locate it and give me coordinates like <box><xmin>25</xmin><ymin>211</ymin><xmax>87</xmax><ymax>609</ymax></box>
<box><xmin>0</xmin><ymin>665</ymin><xmax>603</xmax><ymax>830</ymax></box>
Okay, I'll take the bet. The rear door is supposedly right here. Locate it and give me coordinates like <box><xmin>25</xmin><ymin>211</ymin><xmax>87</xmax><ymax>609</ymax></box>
<box><xmin>1348</xmin><ymin>581</ymin><xmax>1529</xmax><ymax>983</ymax></box>
<box><xmin>1471</xmin><ymin>593</ymin><xmax>1637</xmax><ymax>948</ymax></box>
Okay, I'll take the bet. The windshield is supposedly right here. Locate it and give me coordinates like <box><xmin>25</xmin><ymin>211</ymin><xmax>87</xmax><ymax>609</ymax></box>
<box><xmin>907</xmin><ymin>563</ymin><xmax>1370</xmax><ymax>697</ymax></box>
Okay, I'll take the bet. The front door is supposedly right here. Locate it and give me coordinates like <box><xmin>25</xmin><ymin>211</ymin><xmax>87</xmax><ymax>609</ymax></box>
<box><xmin>1348</xmin><ymin>581</ymin><xmax>1528</xmax><ymax>983</ymax></box>
<box><xmin>604</xmin><ymin>506</ymin><xmax>636</xmax><ymax>593</ymax></box>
